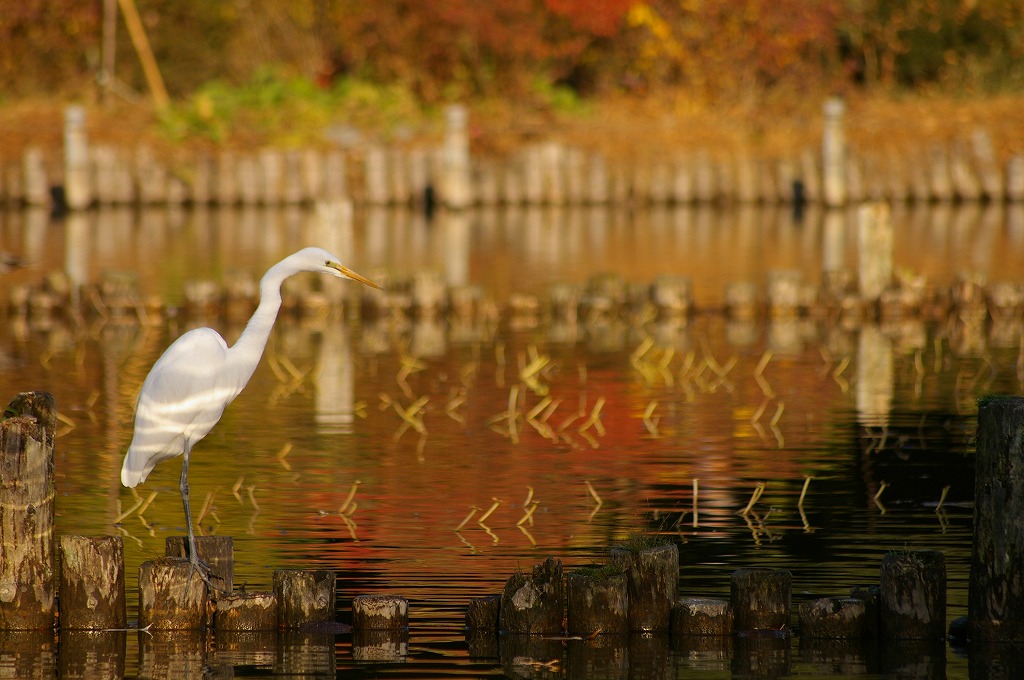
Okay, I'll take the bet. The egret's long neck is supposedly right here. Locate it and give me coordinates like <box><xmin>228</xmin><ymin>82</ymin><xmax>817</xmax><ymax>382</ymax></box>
<box><xmin>225</xmin><ymin>262</ymin><xmax>290</xmax><ymax>390</ymax></box>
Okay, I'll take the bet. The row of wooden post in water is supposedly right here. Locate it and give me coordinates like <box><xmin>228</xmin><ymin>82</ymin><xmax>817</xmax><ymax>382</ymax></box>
<box><xmin>5</xmin><ymin>206</ymin><xmax>1020</xmax><ymax>327</ymax></box>
<box><xmin>5</xmin><ymin>101</ymin><xmax>1024</xmax><ymax>212</ymax></box>
<box><xmin>3</xmin><ymin>389</ymin><xmax>1024</xmax><ymax>669</ymax></box>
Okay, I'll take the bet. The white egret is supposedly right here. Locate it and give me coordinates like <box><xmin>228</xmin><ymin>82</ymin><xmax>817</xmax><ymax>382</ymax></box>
<box><xmin>121</xmin><ymin>247</ymin><xmax>380</xmax><ymax>588</ymax></box>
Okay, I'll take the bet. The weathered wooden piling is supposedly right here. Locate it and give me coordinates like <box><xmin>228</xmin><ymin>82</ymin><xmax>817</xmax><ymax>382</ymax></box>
<box><xmin>352</xmin><ymin>594</ymin><xmax>409</xmax><ymax>631</ymax></box>
<box><xmin>23</xmin><ymin>147</ymin><xmax>49</xmax><ymax>206</ymax></box>
<box><xmin>848</xmin><ymin>585</ymin><xmax>880</xmax><ymax>638</ymax></box>
<box><xmin>879</xmin><ymin>550</ymin><xmax>945</xmax><ymax>640</ymax></box>
<box><xmin>730</xmin><ymin>567</ymin><xmax>792</xmax><ymax>633</ymax></box>
<box><xmin>799</xmin><ymin>597</ymin><xmax>869</xmax><ymax>639</ymax></box>
<box><xmin>566</xmin><ymin>567</ymin><xmax>629</xmax><ymax>636</ymax></box>
<box><xmin>671</xmin><ymin>597</ymin><xmax>734</xmax><ymax>636</ymax></box>
<box><xmin>465</xmin><ymin>594</ymin><xmax>501</xmax><ymax>631</ymax></box>
<box><xmin>970</xmin><ymin>397</ymin><xmax>1024</xmax><ymax>641</ymax></box>
<box><xmin>498</xmin><ymin>556</ymin><xmax>564</xmax><ymax>634</ymax></box>
<box><xmin>274</xmin><ymin>569</ymin><xmax>336</xmax><ymax>629</ymax></box>
<box><xmin>138</xmin><ymin>557</ymin><xmax>209</xmax><ymax>630</ymax></box>
<box><xmin>166</xmin><ymin>535</ymin><xmax>234</xmax><ymax>594</ymax></box>
<box><xmin>0</xmin><ymin>391</ymin><xmax>57</xmax><ymax>630</ymax></box>
<box><xmin>609</xmin><ymin>541</ymin><xmax>679</xmax><ymax>632</ymax></box>
<box><xmin>58</xmin><ymin>535</ymin><xmax>125</xmax><ymax>630</ymax></box>
<box><xmin>215</xmin><ymin>592</ymin><xmax>277</xmax><ymax>632</ymax></box>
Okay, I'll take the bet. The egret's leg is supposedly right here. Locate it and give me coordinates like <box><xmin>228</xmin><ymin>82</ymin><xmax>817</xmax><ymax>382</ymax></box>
<box><xmin>180</xmin><ymin>439</ymin><xmax>221</xmax><ymax>592</ymax></box>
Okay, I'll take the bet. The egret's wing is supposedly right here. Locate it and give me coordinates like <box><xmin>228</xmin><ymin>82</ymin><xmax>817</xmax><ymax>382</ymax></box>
<box><xmin>121</xmin><ymin>328</ymin><xmax>233</xmax><ymax>487</ymax></box>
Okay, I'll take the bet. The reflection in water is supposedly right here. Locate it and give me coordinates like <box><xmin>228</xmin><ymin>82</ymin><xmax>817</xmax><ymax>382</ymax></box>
<box><xmin>1</xmin><ymin>203</ymin><xmax>1013</xmax><ymax>677</ymax></box>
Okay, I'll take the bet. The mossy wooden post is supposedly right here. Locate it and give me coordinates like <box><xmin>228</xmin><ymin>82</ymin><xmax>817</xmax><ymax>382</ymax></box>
<box><xmin>566</xmin><ymin>568</ymin><xmax>628</xmax><ymax>636</ymax></box>
<box><xmin>274</xmin><ymin>569</ymin><xmax>336</xmax><ymax>629</ymax></box>
<box><xmin>215</xmin><ymin>592</ymin><xmax>277</xmax><ymax>632</ymax></box>
<box><xmin>609</xmin><ymin>541</ymin><xmax>678</xmax><ymax>632</ymax></box>
<box><xmin>166</xmin><ymin>535</ymin><xmax>234</xmax><ymax>595</ymax></box>
<box><xmin>971</xmin><ymin>396</ymin><xmax>1024</xmax><ymax>641</ymax></box>
<box><xmin>879</xmin><ymin>550</ymin><xmax>945</xmax><ymax>640</ymax></box>
<box><xmin>730</xmin><ymin>568</ymin><xmax>792</xmax><ymax>633</ymax></box>
<box><xmin>498</xmin><ymin>556</ymin><xmax>564</xmax><ymax>634</ymax></box>
<box><xmin>138</xmin><ymin>558</ymin><xmax>209</xmax><ymax>629</ymax></box>
<box><xmin>58</xmin><ymin>535</ymin><xmax>125</xmax><ymax>630</ymax></box>
<box><xmin>671</xmin><ymin>597</ymin><xmax>734</xmax><ymax>636</ymax></box>
<box><xmin>0</xmin><ymin>391</ymin><xmax>57</xmax><ymax>630</ymax></box>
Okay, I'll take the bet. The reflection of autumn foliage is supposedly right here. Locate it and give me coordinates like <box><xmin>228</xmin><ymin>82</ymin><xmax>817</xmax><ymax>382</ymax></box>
<box><xmin>2</xmin><ymin>0</ymin><xmax>1023</xmax><ymax>98</ymax></box>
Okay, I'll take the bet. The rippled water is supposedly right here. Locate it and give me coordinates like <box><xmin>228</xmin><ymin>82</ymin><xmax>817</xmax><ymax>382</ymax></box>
<box><xmin>2</xmin><ymin>203</ymin><xmax>1021</xmax><ymax>678</ymax></box>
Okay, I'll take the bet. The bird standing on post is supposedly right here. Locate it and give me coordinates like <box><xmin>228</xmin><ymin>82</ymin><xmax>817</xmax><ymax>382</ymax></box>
<box><xmin>120</xmin><ymin>247</ymin><xmax>380</xmax><ymax>588</ymax></box>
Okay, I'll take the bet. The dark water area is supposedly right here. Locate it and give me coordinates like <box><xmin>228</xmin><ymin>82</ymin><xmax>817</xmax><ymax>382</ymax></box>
<box><xmin>1</xmin><ymin>203</ymin><xmax>1022</xmax><ymax>677</ymax></box>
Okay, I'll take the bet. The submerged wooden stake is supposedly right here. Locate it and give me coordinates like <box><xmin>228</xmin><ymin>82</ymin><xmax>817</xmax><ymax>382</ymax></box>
<box><xmin>0</xmin><ymin>391</ymin><xmax>57</xmax><ymax>630</ymax></box>
<box><xmin>58</xmin><ymin>535</ymin><xmax>126</xmax><ymax>630</ymax></box>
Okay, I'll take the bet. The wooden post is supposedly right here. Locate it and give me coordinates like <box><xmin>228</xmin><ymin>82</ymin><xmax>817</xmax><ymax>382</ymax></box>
<box><xmin>609</xmin><ymin>541</ymin><xmax>678</xmax><ymax>632</ymax></box>
<box><xmin>822</xmin><ymin>97</ymin><xmax>847</xmax><ymax>207</ymax></box>
<box><xmin>498</xmin><ymin>556</ymin><xmax>564</xmax><ymax>634</ymax></box>
<box><xmin>138</xmin><ymin>558</ymin><xmax>209</xmax><ymax>630</ymax></box>
<box><xmin>215</xmin><ymin>592</ymin><xmax>277</xmax><ymax>632</ymax></box>
<box><xmin>465</xmin><ymin>594</ymin><xmax>501</xmax><ymax>631</ymax></box>
<box><xmin>1007</xmin><ymin>155</ymin><xmax>1024</xmax><ymax>202</ymax></box>
<box><xmin>273</xmin><ymin>570</ymin><xmax>336</xmax><ymax>629</ymax></box>
<box><xmin>651</xmin><ymin>275</ymin><xmax>692</xmax><ymax>317</ymax></box>
<box><xmin>440</xmin><ymin>104</ymin><xmax>472</xmax><ymax>209</ymax></box>
<box><xmin>0</xmin><ymin>391</ymin><xmax>57</xmax><ymax>630</ymax></box>
<box><xmin>165</xmin><ymin>535</ymin><xmax>234</xmax><ymax>594</ymax></box>
<box><xmin>880</xmin><ymin>550</ymin><xmax>945</xmax><ymax>641</ymax></box>
<box><xmin>22</xmin><ymin>147</ymin><xmax>49</xmax><ymax>207</ymax></box>
<box><xmin>730</xmin><ymin>567</ymin><xmax>791</xmax><ymax>633</ymax></box>
<box><xmin>970</xmin><ymin>397</ymin><xmax>1024</xmax><ymax>641</ymax></box>
<box><xmin>566</xmin><ymin>568</ymin><xmax>628</xmax><ymax>636</ymax></box>
<box><xmin>352</xmin><ymin>594</ymin><xmax>408</xmax><ymax>631</ymax></box>
<box><xmin>58</xmin><ymin>535</ymin><xmax>125</xmax><ymax>630</ymax></box>
<box><xmin>671</xmin><ymin>597</ymin><xmax>733</xmax><ymax>636</ymax></box>
<box><xmin>64</xmin><ymin>106</ymin><xmax>91</xmax><ymax>210</ymax></box>
<box><xmin>799</xmin><ymin>597</ymin><xmax>869</xmax><ymax>638</ymax></box>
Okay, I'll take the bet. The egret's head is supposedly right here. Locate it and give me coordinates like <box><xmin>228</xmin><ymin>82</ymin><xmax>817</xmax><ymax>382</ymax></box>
<box><xmin>299</xmin><ymin>247</ymin><xmax>381</xmax><ymax>289</ymax></box>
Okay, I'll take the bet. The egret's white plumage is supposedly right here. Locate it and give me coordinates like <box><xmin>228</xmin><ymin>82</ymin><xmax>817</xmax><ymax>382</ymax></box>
<box><xmin>120</xmin><ymin>247</ymin><xmax>379</xmax><ymax>585</ymax></box>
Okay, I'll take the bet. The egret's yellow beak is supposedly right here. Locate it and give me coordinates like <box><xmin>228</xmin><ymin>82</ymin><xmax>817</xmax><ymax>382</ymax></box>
<box><xmin>330</xmin><ymin>262</ymin><xmax>381</xmax><ymax>290</ymax></box>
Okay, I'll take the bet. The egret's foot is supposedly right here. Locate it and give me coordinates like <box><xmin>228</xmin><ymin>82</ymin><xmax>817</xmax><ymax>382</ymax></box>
<box><xmin>185</xmin><ymin>554</ymin><xmax>229</xmax><ymax>595</ymax></box>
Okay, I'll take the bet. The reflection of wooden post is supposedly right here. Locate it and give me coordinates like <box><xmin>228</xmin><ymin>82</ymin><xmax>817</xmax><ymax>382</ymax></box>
<box><xmin>970</xmin><ymin>397</ymin><xmax>1024</xmax><ymax>641</ymax></box>
<box><xmin>857</xmin><ymin>202</ymin><xmax>893</xmax><ymax>303</ymax></box>
<box><xmin>0</xmin><ymin>391</ymin><xmax>57</xmax><ymax>630</ymax></box>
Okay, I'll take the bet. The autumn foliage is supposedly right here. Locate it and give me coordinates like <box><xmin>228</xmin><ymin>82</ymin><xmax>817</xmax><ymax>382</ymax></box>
<box><xmin>2</xmin><ymin>0</ymin><xmax>1023</xmax><ymax>101</ymax></box>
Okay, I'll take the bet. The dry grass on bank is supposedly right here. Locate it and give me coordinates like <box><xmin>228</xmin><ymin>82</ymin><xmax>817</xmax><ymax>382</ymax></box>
<box><xmin>2</xmin><ymin>89</ymin><xmax>1023</xmax><ymax>164</ymax></box>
